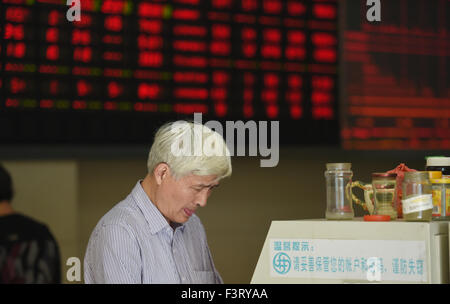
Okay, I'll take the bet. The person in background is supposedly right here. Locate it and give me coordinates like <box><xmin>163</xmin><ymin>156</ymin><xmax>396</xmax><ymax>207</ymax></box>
<box><xmin>0</xmin><ymin>165</ymin><xmax>61</xmax><ymax>284</ymax></box>
<box><xmin>84</xmin><ymin>120</ymin><xmax>232</xmax><ymax>283</ymax></box>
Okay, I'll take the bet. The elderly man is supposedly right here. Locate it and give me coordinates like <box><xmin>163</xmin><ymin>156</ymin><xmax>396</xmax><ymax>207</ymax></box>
<box><xmin>84</xmin><ymin>120</ymin><xmax>232</xmax><ymax>283</ymax></box>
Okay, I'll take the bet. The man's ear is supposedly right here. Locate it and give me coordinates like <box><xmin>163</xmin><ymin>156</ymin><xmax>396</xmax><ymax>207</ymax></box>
<box><xmin>153</xmin><ymin>163</ymin><xmax>170</xmax><ymax>185</ymax></box>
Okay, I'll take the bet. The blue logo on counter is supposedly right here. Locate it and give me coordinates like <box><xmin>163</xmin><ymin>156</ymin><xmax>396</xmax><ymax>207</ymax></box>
<box><xmin>273</xmin><ymin>252</ymin><xmax>291</xmax><ymax>274</ymax></box>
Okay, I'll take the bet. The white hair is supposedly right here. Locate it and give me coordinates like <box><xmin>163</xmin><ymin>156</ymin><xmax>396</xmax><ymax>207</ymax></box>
<box><xmin>147</xmin><ymin>120</ymin><xmax>232</xmax><ymax>180</ymax></box>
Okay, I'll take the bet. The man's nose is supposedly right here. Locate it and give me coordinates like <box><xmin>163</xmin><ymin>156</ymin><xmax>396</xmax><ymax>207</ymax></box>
<box><xmin>196</xmin><ymin>191</ymin><xmax>208</xmax><ymax>207</ymax></box>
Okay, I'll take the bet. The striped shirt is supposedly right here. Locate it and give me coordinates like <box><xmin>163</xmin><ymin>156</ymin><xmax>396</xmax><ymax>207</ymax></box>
<box><xmin>83</xmin><ymin>181</ymin><xmax>223</xmax><ymax>284</ymax></box>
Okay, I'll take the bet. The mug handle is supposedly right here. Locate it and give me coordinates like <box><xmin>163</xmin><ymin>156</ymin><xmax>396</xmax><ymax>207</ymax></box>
<box><xmin>347</xmin><ymin>181</ymin><xmax>374</xmax><ymax>215</ymax></box>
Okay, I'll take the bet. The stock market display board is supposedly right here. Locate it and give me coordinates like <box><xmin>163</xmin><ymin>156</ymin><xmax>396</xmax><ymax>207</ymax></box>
<box><xmin>0</xmin><ymin>0</ymin><xmax>339</xmax><ymax>144</ymax></box>
<box><xmin>341</xmin><ymin>0</ymin><xmax>450</xmax><ymax>150</ymax></box>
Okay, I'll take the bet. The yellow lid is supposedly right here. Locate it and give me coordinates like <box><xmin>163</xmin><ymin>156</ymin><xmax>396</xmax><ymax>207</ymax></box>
<box><xmin>428</xmin><ymin>171</ymin><xmax>442</xmax><ymax>179</ymax></box>
<box><xmin>431</xmin><ymin>178</ymin><xmax>450</xmax><ymax>184</ymax></box>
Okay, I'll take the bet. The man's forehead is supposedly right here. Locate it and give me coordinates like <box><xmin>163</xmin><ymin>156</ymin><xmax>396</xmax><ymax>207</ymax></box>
<box><xmin>185</xmin><ymin>174</ymin><xmax>219</xmax><ymax>185</ymax></box>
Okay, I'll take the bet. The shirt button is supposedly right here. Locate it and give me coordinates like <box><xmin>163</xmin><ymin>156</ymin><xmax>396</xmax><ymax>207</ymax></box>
<box><xmin>181</xmin><ymin>277</ymin><xmax>186</xmax><ymax>281</ymax></box>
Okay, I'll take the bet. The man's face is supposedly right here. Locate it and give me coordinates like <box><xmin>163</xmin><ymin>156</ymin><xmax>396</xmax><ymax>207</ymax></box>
<box><xmin>157</xmin><ymin>169</ymin><xmax>219</xmax><ymax>224</ymax></box>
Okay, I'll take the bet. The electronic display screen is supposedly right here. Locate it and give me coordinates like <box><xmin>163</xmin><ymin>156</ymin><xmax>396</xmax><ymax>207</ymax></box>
<box><xmin>0</xmin><ymin>0</ymin><xmax>339</xmax><ymax>145</ymax></box>
<box><xmin>341</xmin><ymin>0</ymin><xmax>450</xmax><ymax>150</ymax></box>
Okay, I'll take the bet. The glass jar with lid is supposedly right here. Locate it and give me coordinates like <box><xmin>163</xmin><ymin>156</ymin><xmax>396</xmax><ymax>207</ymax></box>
<box><xmin>402</xmin><ymin>172</ymin><xmax>433</xmax><ymax>221</ymax></box>
<box><xmin>325</xmin><ymin>163</ymin><xmax>354</xmax><ymax>220</ymax></box>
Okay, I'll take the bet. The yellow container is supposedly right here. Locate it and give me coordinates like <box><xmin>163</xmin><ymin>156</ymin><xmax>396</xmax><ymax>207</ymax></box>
<box><xmin>428</xmin><ymin>171</ymin><xmax>442</xmax><ymax>180</ymax></box>
<box><xmin>431</xmin><ymin>178</ymin><xmax>450</xmax><ymax>220</ymax></box>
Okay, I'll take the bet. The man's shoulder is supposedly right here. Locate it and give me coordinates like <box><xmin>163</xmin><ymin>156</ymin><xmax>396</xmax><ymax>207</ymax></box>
<box><xmin>6</xmin><ymin>213</ymin><xmax>45</xmax><ymax>226</ymax></box>
<box><xmin>96</xmin><ymin>196</ymin><xmax>144</xmax><ymax>231</ymax></box>
<box><xmin>0</xmin><ymin>213</ymin><xmax>56</xmax><ymax>242</ymax></box>
<box><xmin>3</xmin><ymin>213</ymin><xmax>49</xmax><ymax>233</ymax></box>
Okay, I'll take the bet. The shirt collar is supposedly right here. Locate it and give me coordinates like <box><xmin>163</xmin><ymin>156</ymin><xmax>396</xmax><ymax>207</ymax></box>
<box><xmin>131</xmin><ymin>180</ymin><xmax>185</xmax><ymax>235</ymax></box>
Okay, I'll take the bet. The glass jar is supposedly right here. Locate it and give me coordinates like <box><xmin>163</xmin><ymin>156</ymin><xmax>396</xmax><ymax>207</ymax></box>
<box><xmin>372</xmin><ymin>173</ymin><xmax>397</xmax><ymax>220</ymax></box>
<box><xmin>402</xmin><ymin>172</ymin><xmax>433</xmax><ymax>222</ymax></box>
<box><xmin>431</xmin><ymin>178</ymin><xmax>450</xmax><ymax>221</ymax></box>
<box><xmin>325</xmin><ymin>163</ymin><xmax>354</xmax><ymax>220</ymax></box>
